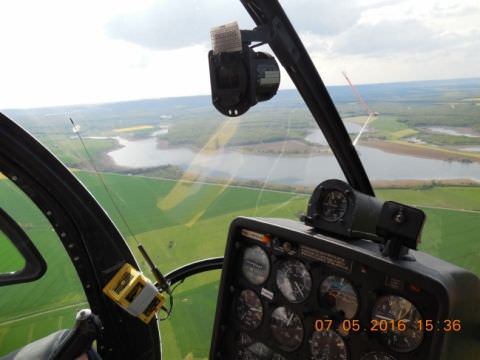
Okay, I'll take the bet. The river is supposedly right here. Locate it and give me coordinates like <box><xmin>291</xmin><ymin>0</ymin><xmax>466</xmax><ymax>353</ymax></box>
<box><xmin>107</xmin><ymin>129</ymin><xmax>480</xmax><ymax>186</ymax></box>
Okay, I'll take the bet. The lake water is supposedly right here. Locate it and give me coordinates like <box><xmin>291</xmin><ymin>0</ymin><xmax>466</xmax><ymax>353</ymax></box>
<box><xmin>461</xmin><ymin>146</ymin><xmax>480</xmax><ymax>152</ymax></box>
<box><xmin>108</xmin><ymin>130</ymin><xmax>480</xmax><ymax>186</ymax></box>
<box><xmin>424</xmin><ymin>127</ymin><xmax>480</xmax><ymax>138</ymax></box>
<box><xmin>305</xmin><ymin>122</ymin><xmax>362</xmax><ymax>145</ymax></box>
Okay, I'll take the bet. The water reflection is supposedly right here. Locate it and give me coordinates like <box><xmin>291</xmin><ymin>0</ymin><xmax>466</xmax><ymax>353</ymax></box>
<box><xmin>423</xmin><ymin>127</ymin><xmax>480</xmax><ymax>138</ymax></box>
<box><xmin>305</xmin><ymin>122</ymin><xmax>362</xmax><ymax>145</ymax></box>
<box><xmin>107</xmin><ymin>136</ymin><xmax>480</xmax><ymax>186</ymax></box>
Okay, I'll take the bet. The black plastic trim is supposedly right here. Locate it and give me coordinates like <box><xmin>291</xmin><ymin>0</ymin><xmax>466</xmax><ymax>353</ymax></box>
<box><xmin>165</xmin><ymin>257</ymin><xmax>224</xmax><ymax>286</ymax></box>
<box><xmin>0</xmin><ymin>113</ymin><xmax>161</xmax><ymax>360</ymax></box>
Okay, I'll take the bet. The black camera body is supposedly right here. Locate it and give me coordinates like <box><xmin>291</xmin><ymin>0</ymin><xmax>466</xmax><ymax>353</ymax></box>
<box><xmin>208</xmin><ymin>26</ymin><xmax>280</xmax><ymax>117</ymax></box>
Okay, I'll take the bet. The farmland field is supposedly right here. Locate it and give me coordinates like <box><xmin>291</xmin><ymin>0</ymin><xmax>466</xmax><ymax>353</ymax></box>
<box><xmin>1</xmin><ymin>171</ymin><xmax>480</xmax><ymax>357</ymax></box>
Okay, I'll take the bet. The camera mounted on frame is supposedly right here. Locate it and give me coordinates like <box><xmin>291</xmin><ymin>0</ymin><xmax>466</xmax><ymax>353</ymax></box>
<box><xmin>208</xmin><ymin>22</ymin><xmax>280</xmax><ymax>117</ymax></box>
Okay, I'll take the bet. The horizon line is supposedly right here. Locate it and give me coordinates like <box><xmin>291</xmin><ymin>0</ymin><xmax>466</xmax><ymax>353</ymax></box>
<box><xmin>2</xmin><ymin>75</ymin><xmax>479</xmax><ymax>112</ymax></box>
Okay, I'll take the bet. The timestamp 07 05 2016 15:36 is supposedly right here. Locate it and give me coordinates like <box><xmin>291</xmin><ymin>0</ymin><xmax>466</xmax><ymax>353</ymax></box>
<box><xmin>314</xmin><ymin>319</ymin><xmax>462</xmax><ymax>333</ymax></box>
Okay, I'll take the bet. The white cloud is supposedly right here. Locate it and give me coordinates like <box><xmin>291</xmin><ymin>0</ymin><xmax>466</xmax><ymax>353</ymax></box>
<box><xmin>105</xmin><ymin>0</ymin><xmax>370</xmax><ymax>51</ymax></box>
<box><xmin>0</xmin><ymin>0</ymin><xmax>478</xmax><ymax>109</ymax></box>
<box><xmin>299</xmin><ymin>0</ymin><xmax>480</xmax><ymax>84</ymax></box>
<box><xmin>106</xmin><ymin>1</ymin><xmax>254</xmax><ymax>50</ymax></box>
<box><xmin>331</xmin><ymin>20</ymin><xmax>456</xmax><ymax>55</ymax></box>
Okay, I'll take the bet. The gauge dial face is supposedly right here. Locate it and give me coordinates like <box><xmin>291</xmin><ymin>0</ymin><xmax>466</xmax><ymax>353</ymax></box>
<box><xmin>310</xmin><ymin>330</ymin><xmax>348</xmax><ymax>360</ymax></box>
<box><xmin>270</xmin><ymin>306</ymin><xmax>304</xmax><ymax>351</ymax></box>
<box><xmin>235</xmin><ymin>342</ymin><xmax>273</xmax><ymax>360</ymax></box>
<box><xmin>241</xmin><ymin>245</ymin><xmax>270</xmax><ymax>285</ymax></box>
<box><xmin>235</xmin><ymin>342</ymin><xmax>287</xmax><ymax>360</ymax></box>
<box><xmin>320</xmin><ymin>275</ymin><xmax>359</xmax><ymax>319</ymax></box>
<box><xmin>371</xmin><ymin>295</ymin><xmax>424</xmax><ymax>352</ymax></box>
<box><xmin>248</xmin><ymin>342</ymin><xmax>272</xmax><ymax>359</ymax></box>
<box><xmin>276</xmin><ymin>259</ymin><xmax>312</xmax><ymax>303</ymax></box>
<box><xmin>320</xmin><ymin>190</ymin><xmax>348</xmax><ymax>222</ymax></box>
<box><xmin>236</xmin><ymin>332</ymin><xmax>254</xmax><ymax>346</ymax></box>
<box><xmin>360</xmin><ymin>352</ymin><xmax>397</xmax><ymax>360</ymax></box>
<box><xmin>236</xmin><ymin>289</ymin><xmax>263</xmax><ymax>330</ymax></box>
<box><xmin>235</xmin><ymin>349</ymin><xmax>258</xmax><ymax>360</ymax></box>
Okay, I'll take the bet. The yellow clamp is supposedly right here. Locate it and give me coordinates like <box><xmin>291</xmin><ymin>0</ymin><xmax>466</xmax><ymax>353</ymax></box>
<box><xmin>102</xmin><ymin>263</ymin><xmax>165</xmax><ymax>324</ymax></box>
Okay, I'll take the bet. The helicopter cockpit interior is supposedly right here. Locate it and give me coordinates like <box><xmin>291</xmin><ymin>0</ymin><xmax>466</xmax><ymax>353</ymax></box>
<box><xmin>1</xmin><ymin>1</ymin><xmax>479</xmax><ymax>360</ymax></box>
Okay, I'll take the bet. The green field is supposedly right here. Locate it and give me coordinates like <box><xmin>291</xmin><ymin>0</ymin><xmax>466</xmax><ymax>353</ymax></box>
<box><xmin>0</xmin><ymin>172</ymin><xmax>307</xmax><ymax>356</ymax></box>
<box><xmin>39</xmin><ymin>137</ymin><xmax>119</xmax><ymax>166</ymax></box>
<box><xmin>1</xmin><ymin>173</ymin><xmax>480</xmax><ymax>358</ymax></box>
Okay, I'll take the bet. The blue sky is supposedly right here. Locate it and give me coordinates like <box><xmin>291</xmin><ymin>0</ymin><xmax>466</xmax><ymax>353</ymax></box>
<box><xmin>0</xmin><ymin>0</ymin><xmax>478</xmax><ymax>108</ymax></box>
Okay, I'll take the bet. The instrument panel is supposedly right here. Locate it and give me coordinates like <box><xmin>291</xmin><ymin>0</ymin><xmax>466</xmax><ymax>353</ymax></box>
<box><xmin>210</xmin><ymin>217</ymin><xmax>479</xmax><ymax>360</ymax></box>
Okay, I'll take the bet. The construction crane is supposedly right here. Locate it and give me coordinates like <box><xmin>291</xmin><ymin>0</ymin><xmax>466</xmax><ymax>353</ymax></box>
<box><xmin>342</xmin><ymin>71</ymin><xmax>379</xmax><ymax>146</ymax></box>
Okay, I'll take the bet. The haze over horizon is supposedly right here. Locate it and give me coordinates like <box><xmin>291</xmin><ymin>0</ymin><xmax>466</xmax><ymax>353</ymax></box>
<box><xmin>0</xmin><ymin>0</ymin><xmax>478</xmax><ymax>109</ymax></box>
<box><xmin>2</xmin><ymin>76</ymin><xmax>478</xmax><ymax>112</ymax></box>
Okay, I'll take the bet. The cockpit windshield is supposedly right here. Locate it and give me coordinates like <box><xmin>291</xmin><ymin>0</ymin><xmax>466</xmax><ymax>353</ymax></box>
<box><xmin>1</xmin><ymin>1</ymin><xmax>479</xmax><ymax>359</ymax></box>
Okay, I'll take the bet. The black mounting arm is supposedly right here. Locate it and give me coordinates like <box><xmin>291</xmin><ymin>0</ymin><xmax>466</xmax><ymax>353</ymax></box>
<box><xmin>377</xmin><ymin>201</ymin><xmax>426</xmax><ymax>259</ymax></box>
<box><xmin>240</xmin><ymin>25</ymin><xmax>271</xmax><ymax>45</ymax></box>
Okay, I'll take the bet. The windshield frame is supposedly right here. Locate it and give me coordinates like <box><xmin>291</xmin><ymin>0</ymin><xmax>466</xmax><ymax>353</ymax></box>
<box><xmin>0</xmin><ymin>113</ymin><xmax>161</xmax><ymax>359</ymax></box>
<box><xmin>241</xmin><ymin>0</ymin><xmax>374</xmax><ymax>195</ymax></box>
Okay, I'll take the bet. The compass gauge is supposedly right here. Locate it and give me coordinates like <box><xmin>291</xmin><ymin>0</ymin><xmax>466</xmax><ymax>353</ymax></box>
<box><xmin>319</xmin><ymin>190</ymin><xmax>348</xmax><ymax>222</ymax></box>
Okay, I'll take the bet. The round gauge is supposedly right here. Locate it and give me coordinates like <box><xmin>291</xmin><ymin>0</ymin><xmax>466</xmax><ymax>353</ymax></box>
<box><xmin>320</xmin><ymin>189</ymin><xmax>348</xmax><ymax>222</ymax></box>
<box><xmin>360</xmin><ymin>352</ymin><xmax>397</xmax><ymax>360</ymax></box>
<box><xmin>244</xmin><ymin>342</ymin><xmax>273</xmax><ymax>359</ymax></box>
<box><xmin>276</xmin><ymin>259</ymin><xmax>312</xmax><ymax>303</ymax></box>
<box><xmin>236</xmin><ymin>332</ymin><xmax>254</xmax><ymax>346</ymax></box>
<box><xmin>320</xmin><ymin>275</ymin><xmax>359</xmax><ymax>319</ymax></box>
<box><xmin>235</xmin><ymin>342</ymin><xmax>272</xmax><ymax>360</ymax></box>
<box><xmin>310</xmin><ymin>330</ymin><xmax>348</xmax><ymax>360</ymax></box>
<box><xmin>241</xmin><ymin>245</ymin><xmax>270</xmax><ymax>285</ymax></box>
<box><xmin>235</xmin><ymin>349</ymin><xmax>257</xmax><ymax>360</ymax></box>
<box><xmin>235</xmin><ymin>349</ymin><xmax>259</xmax><ymax>360</ymax></box>
<box><xmin>371</xmin><ymin>295</ymin><xmax>424</xmax><ymax>353</ymax></box>
<box><xmin>270</xmin><ymin>306</ymin><xmax>304</xmax><ymax>351</ymax></box>
<box><xmin>236</xmin><ymin>289</ymin><xmax>263</xmax><ymax>330</ymax></box>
